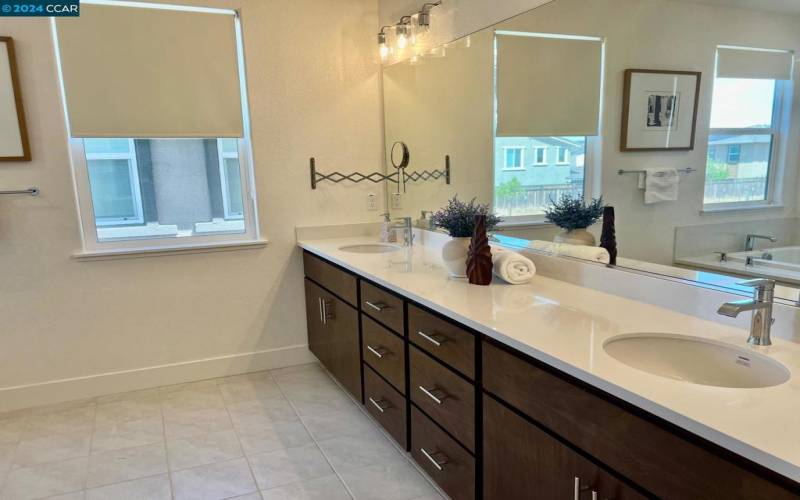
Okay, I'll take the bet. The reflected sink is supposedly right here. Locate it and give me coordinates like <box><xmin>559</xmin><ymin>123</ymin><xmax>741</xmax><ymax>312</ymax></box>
<box><xmin>338</xmin><ymin>244</ymin><xmax>402</xmax><ymax>254</ymax></box>
<box><xmin>603</xmin><ymin>333</ymin><xmax>790</xmax><ymax>389</ymax></box>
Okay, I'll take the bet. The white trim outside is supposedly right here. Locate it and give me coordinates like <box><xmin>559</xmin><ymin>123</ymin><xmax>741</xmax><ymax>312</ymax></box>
<box><xmin>84</xmin><ymin>139</ymin><xmax>144</xmax><ymax>226</ymax></box>
<box><xmin>502</xmin><ymin>146</ymin><xmax>525</xmax><ymax>170</ymax></box>
<box><xmin>533</xmin><ymin>146</ymin><xmax>547</xmax><ymax>165</ymax></box>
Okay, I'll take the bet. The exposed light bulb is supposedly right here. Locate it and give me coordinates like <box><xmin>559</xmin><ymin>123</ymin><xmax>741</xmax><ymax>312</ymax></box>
<box><xmin>379</xmin><ymin>42</ymin><xmax>390</xmax><ymax>61</ymax></box>
<box><xmin>397</xmin><ymin>32</ymin><xmax>408</xmax><ymax>49</ymax></box>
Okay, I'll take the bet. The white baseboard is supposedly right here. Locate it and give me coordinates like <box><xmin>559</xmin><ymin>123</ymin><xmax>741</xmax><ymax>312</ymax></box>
<box><xmin>0</xmin><ymin>344</ymin><xmax>316</xmax><ymax>413</ymax></box>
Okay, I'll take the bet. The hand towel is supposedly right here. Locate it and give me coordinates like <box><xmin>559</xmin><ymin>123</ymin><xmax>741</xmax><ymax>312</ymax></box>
<box><xmin>492</xmin><ymin>248</ymin><xmax>536</xmax><ymax>285</ymax></box>
<box><xmin>643</xmin><ymin>168</ymin><xmax>679</xmax><ymax>204</ymax></box>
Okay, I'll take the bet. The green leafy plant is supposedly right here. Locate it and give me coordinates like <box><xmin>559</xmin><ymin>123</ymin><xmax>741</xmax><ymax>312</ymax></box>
<box><xmin>706</xmin><ymin>160</ymin><xmax>731</xmax><ymax>181</ymax></box>
<box><xmin>544</xmin><ymin>194</ymin><xmax>604</xmax><ymax>232</ymax></box>
<box><xmin>495</xmin><ymin>177</ymin><xmax>524</xmax><ymax>204</ymax></box>
<box><xmin>430</xmin><ymin>196</ymin><xmax>503</xmax><ymax>238</ymax></box>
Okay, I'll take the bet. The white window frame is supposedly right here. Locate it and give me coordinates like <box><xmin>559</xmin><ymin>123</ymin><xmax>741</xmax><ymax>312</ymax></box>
<box><xmin>703</xmin><ymin>78</ymin><xmax>791</xmax><ymax>211</ymax></box>
<box><xmin>555</xmin><ymin>146</ymin><xmax>570</xmax><ymax>165</ymax></box>
<box><xmin>53</xmin><ymin>7</ymin><xmax>261</xmax><ymax>255</ymax></box>
<box><xmin>532</xmin><ymin>146</ymin><xmax>547</xmax><ymax>166</ymax></box>
<box><xmin>85</xmin><ymin>138</ymin><xmax>144</xmax><ymax>227</ymax></box>
<box><xmin>502</xmin><ymin>146</ymin><xmax>525</xmax><ymax>171</ymax></box>
<box><xmin>217</xmin><ymin>139</ymin><xmax>245</xmax><ymax>221</ymax></box>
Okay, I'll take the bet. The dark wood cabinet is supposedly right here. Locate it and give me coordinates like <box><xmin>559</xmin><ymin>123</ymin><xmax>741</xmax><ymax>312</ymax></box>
<box><xmin>484</xmin><ymin>395</ymin><xmax>647</xmax><ymax>500</ymax></box>
<box><xmin>303</xmin><ymin>251</ymin><xmax>800</xmax><ymax>500</ymax></box>
<box><xmin>303</xmin><ymin>278</ymin><xmax>361</xmax><ymax>400</ymax></box>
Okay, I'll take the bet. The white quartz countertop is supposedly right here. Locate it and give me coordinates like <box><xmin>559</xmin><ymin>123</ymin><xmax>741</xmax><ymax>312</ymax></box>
<box><xmin>299</xmin><ymin>235</ymin><xmax>800</xmax><ymax>483</ymax></box>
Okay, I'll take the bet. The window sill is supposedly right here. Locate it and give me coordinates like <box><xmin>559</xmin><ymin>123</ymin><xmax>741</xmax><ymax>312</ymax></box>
<box><xmin>73</xmin><ymin>239</ymin><xmax>269</xmax><ymax>261</ymax></box>
<box><xmin>700</xmin><ymin>204</ymin><xmax>784</xmax><ymax>214</ymax></box>
<box><xmin>496</xmin><ymin>219</ymin><xmax>555</xmax><ymax>230</ymax></box>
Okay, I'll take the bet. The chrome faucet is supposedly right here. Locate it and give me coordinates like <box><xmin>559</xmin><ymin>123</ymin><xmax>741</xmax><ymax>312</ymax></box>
<box><xmin>392</xmin><ymin>217</ymin><xmax>414</xmax><ymax>247</ymax></box>
<box><xmin>745</xmin><ymin>234</ymin><xmax>777</xmax><ymax>252</ymax></box>
<box><xmin>717</xmin><ymin>278</ymin><xmax>775</xmax><ymax>346</ymax></box>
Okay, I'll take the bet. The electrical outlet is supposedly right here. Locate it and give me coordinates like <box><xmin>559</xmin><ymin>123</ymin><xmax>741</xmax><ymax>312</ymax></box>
<box><xmin>366</xmin><ymin>193</ymin><xmax>377</xmax><ymax>211</ymax></box>
<box><xmin>391</xmin><ymin>193</ymin><xmax>403</xmax><ymax>209</ymax></box>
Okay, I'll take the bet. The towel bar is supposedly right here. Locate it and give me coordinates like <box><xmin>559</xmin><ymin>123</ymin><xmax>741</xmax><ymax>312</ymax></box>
<box><xmin>0</xmin><ymin>187</ymin><xmax>38</xmax><ymax>196</ymax></box>
<box><xmin>617</xmin><ymin>168</ymin><xmax>695</xmax><ymax>176</ymax></box>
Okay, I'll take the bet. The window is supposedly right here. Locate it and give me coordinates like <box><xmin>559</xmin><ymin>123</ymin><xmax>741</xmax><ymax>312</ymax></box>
<box><xmin>727</xmin><ymin>144</ymin><xmax>741</xmax><ymax>164</ymax></box>
<box><xmin>533</xmin><ymin>147</ymin><xmax>547</xmax><ymax>165</ymax></box>
<box><xmin>503</xmin><ymin>147</ymin><xmax>525</xmax><ymax>170</ymax></box>
<box><xmin>56</xmin><ymin>2</ymin><xmax>260</xmax><ymax>254</ymax></box>
<box><xmin>495</xmin><ymin>137</ymin><xmax>589</xmax><ymax>218</ymax></box>
<box><xmin>703</xmin><ymin>44</ymin><xmax>794</xmax><ymax>208</ymax></box>
<box><xmin>556</xmin><ymin>147</ymin><xmax>570</xmax><ymax>165</ymax></box>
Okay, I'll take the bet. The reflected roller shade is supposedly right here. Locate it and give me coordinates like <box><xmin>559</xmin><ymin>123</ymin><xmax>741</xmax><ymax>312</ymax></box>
<box><xmin>496</xmin><ymin>33</ymin><xmax>602</xmax><ymax>137</ymax></box>
<box><xmin>717</xmin><ymin>47</ymin><xmax>794</xmax><ymax>81</ymax></box>
<box><xmin>56</xmin><ymin>3</ymin><xmax>243</xmax><ymax>138</ymax></box>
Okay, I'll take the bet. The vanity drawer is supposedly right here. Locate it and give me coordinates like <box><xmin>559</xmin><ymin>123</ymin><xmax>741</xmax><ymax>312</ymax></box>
<box><xmin>410</xmin><ymin>345</ymin><xmax>475</xmax><ymax>451</ymax></box>
<box><xmin>303</xmin><ymin>251</ymin><xmax>357</xmax><ymax>307</ymax></box>
<box><xmin>408</xmin><ymin>304</ymin><xmax>475</xmax><ymax>379</ymax></box>
<box><xmin>360</xmin><ymin>280</ymin><xmax>404</xmax><ymax>333</ymax></box>
<box><xmin>362</xmin><ymin>315</ymin><xmax>405</xmax><ymax>394</ymax></box>
<box><xmin>411</xmin><ymin>406</ymin><xmax>475</xmax><ymax>500</ymax></box>
<box><xmin>482</xmin><ymin>340</ymin><xmax>799</xmax><ymax>500</ymax></box>
<box><xmin>364</xmin><ymin>364</ymin><xmax>407</xmax><ymax>449</ymax></box>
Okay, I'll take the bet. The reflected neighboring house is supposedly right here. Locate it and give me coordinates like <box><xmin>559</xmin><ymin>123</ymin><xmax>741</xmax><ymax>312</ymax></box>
<box><xmin>494</xmin><ymin>137</ymin><xmax>584</xmax><ymax>188</ymax></box>
<box><xmin>707</xmin><ymin>134</ymin><xmax>771</xmax><ymax>178</ymax></box>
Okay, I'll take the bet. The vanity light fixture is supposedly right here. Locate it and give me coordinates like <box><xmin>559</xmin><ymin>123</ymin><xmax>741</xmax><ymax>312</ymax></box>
<box><xmin>417</xmin><ymin>2</ymin><xmax>441</xmax><ymax>30</ymax></box>
<box><xmin>377</xmin><ymin>25</ymin><xmax>391</xmax><ymax>61</ymax></box>
<box><xmin>395</xmin><ymin>16</ymin><xmax>412</xmax><ymax>50</ymax></box>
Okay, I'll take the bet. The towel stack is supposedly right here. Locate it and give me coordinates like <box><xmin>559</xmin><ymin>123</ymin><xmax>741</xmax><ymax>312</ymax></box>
<box><xmin>491</xmin><ymin>247</ymin><xmax>536</xmax><ymax>285</ymax></box>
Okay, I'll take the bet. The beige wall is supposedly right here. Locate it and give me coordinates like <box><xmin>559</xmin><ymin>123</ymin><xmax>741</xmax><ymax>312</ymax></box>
<box><xmin>0</xmin><ymin>0</ymin><xmax>384</xmax><ymax>410</ymax></box>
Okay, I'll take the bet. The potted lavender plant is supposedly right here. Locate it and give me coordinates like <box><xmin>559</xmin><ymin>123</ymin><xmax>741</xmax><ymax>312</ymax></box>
<box><xmin>430</xmin><ymin>196</ymin><xmax>502</xmax><ymax>277</ymax></box>
<box><xmin>544</xmin><ymin>194</ymin><xmax>604</xmax><ymax>246</ymax></box>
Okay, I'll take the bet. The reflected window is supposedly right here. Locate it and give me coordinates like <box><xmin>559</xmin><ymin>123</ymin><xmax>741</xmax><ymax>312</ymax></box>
<box><xmin>503</xmin><ymin>147</ymin><xmax>525</xmax><ymax>170</ymax></box>
<box><xmin>703</xmin><ymin>72</ymin><xmax>787</xmax><ymax>206</ymax></box>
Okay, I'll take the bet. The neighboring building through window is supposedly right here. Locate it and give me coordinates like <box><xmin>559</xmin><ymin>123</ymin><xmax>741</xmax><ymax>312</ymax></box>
<box><xmin>727</xmin><ymin>144</ymin><xmax>741</xmax><ymax>163</ymax></box>
<box><xmin>494</xmin><ymin>137</ymin><xmax>587</xmax><ymax>217</ymax></box>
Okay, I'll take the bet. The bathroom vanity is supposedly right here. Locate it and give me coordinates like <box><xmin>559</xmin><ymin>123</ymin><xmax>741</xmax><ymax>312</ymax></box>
<box><xmin>300</xmin><ymin>238</ymin><xmax>800</xmax><ymax>500</ymax></box>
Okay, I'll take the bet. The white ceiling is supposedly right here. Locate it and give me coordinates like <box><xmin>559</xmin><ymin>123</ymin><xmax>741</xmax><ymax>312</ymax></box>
<box><xmin>676</xmin><ymin>0</ymin><xmax>800</xmax><ymax>15</ymax></box>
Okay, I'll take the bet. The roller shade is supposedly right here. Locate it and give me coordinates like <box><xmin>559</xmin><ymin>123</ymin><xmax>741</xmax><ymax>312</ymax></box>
<box><xmin>496</xmin><ymin>33</ymin><xmax>603</xmax><ymax>137</ymax></box>
<box><xmin>717</xmin><ymin>46</ymin><xmax>794</xmax><ymax>80</ymax></box>
<box><xmin>56</xmin><ymin>3</ymin><xmax>243</xmax><ymax>138</ymax></box>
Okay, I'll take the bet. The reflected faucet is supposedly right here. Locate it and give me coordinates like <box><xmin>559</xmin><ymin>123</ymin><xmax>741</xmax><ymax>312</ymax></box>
<box><xmin>392</xmin><ymin>217</ymin><xmax>414</xmax><ymax>247</ymax></box>
<box><xmin>717</xmin><ymin>278</ymin><xmax>775</xmax><ymax>346</ymax></box>
<box><xmin>745</xmin><ymin>234</ymin><xmax>777</xmax><ymax>252</ymax></box>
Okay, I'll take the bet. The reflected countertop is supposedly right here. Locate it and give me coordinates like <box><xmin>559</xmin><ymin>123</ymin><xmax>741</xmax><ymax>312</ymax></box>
<box><xmin>298</xmin><ymin>235</ymin><xmax>800</xmax><ymax>483</ymax></box>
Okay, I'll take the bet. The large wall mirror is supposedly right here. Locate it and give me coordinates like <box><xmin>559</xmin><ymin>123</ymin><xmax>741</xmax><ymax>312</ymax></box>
<box><xmin>382</xmin><ymin>0</ymin><xmax>800</xmax><ymax>302</ymax></box>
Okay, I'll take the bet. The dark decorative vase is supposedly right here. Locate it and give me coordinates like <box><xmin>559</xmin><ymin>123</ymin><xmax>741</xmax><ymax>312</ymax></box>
<box><xmin>599</xmin><ymin>206</ymin><xmax>617</xmax><ymax>266</ymax></box>
<box><xmin>467</xmin><ymin>215</ymin><xmax>493</xmax><ymax>286</ymax></box>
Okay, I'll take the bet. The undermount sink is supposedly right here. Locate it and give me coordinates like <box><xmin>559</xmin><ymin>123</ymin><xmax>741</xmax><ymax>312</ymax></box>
<box><xmin>338</xmin><ymin>243</ymin><xmax>402</xmax><ymax>254</ymax></box>
<box><xmin>603</xmin><ymin>333</ymin><xmax>790</xmax><ymax>389</ymax></box>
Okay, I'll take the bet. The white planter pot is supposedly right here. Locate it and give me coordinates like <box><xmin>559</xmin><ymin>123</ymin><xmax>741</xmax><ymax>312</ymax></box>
<box><xmin>554</xmin><ymin>228</ymin><xmax>596</xmax><ymax>246</ymax></box>
<box><xmin>441</xmin><ymin>237</ymin><xmax>471</xmax><ymax>277</ymax></box>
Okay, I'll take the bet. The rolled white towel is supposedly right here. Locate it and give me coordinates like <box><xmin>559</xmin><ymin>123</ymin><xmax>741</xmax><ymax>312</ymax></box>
<box><xmin>492</xmin><ymin>249</ymin><xmax>536</xmax><ymax>285</ymax></box>
<box><xmin>528</xmin><ymin>240</ymin><xmax>555</xmax><ymax>254</ymax></box>
<box><xmin>557</xmin><ymin>244</ymin><xmax>610</xmax><ymax>264</ymax></box>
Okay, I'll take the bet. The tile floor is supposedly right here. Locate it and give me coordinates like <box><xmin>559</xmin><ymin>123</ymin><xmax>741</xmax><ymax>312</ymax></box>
<box><xmin>0</xmin><ymin>363</ymin><xmax>445</xmax><ymax>500</ymax></box>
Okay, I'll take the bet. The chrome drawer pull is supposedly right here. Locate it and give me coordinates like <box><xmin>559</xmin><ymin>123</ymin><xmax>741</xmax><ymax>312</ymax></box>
<box><xmin>416</xmin><ymin>330</ymin><xmax>445</xmax><ymax>347</ymax></box>
<box><xmin>418</xmin><ymin>385</ymin><xmax>446</xmax><ymax>405</ymax></box>
<box><xmin>365</xmin><ymin>301</ymin><xmax>388</xmax><ymax>311</ymax></box>
<box><xmin>366</xmin><ymin>345</ymin><xmax>388</xmax><ymax>359</ymax></box>
<box><xmin>574</xmin><ymin>477</ymin><xmax>590</xmax><ymax>500</ymax></box>
<box><xmin>591</xmin><ymin>491</ymin><xmax>598</xmax><ymax>500</ymax></box>
<box><xmin>368</xmin><ymin>397</ymin><xmax>390</xmax><ymax>413</ymax></box>
<box><xmin>420</xmin><ymin>447</ymin><xmax>448</xmax><ymax>471</ymax></box>
<box><xmin>318</xmin><ymin>297</ymin><xmax>324</xmax><ymax>323</ymax></box>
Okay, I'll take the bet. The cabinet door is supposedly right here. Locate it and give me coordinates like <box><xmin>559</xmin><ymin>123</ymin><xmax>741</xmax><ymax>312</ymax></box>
<box><xmin>484</xmin><ymin>395</ymin><xmax>648</xmax><ymax>500</ymax></box>
<box><xmin>304</xmin><ymin>278</ymin><xmax>361</xmax><ymax>400</ymax></box>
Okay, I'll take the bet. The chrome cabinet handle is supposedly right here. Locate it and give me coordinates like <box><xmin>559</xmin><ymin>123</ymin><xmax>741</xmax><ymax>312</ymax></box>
<box><xmin>318</xmin><ymin>297</ymin><xmax>324</xmax><ymax>323</ymax></box>
<box><xmin>574</xmin><ymin>477</ymin><xmax>590</xmax><ymax>500</ymax></box>
<box><xmin>321</xmin><ymin>299</ymin><xmax>333</xmax><ymax>324</ymax></box>
<box><xmin>418</xmin><ymin>385</ymin><xmax>446</xmax><ymax>405</ymax></box>
<box><xmin>420</xmin><ymin>447</ymin><xmax>448</xmax><ymax>471</ymax></box>
<box><xmin>365</xmin><ymin>301</ymin><xmax>388</xmax><ymax>311</ymax></box>
<box><xmin>416</xmin><ymin>330</ymin><xmax>445</xmax><ymax>347</ymax></box>
<box><xmin>591</xmin><ymin>491</ymin><xmax>598</xmax><ymax>500</ymax></box>
<box><xmin>366</xmin><ymin>345</ymin><xmax>388</xmax><ymax>359</ymax></box>
<box><xmin>368</xmin><ymin>397</ymin><xmax>390</xmax><ymax>413</ymax></box>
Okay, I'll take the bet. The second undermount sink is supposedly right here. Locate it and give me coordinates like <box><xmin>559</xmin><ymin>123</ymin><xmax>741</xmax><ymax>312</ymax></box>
<box><xmin>338</xmin><ymin>243</ymin><xmax>402</xmax><ymax>254</ymax></box>
<box><xmin>603</xmin><ymin>333</ymin><xmax>790</xmax><ymax>389</ymax></box>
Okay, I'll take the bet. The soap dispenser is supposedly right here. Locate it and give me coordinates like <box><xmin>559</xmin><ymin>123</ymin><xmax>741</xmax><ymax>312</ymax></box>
<box><xmin>379</xmin><ymin>213</ymin><xmax>396</xmax><ymax>243</ymax></box>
